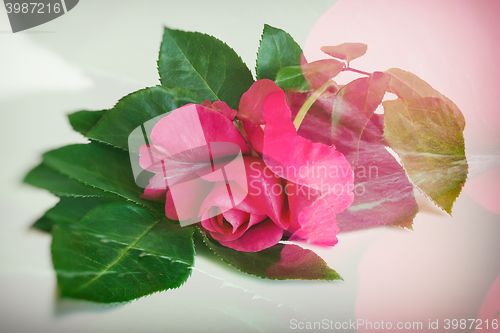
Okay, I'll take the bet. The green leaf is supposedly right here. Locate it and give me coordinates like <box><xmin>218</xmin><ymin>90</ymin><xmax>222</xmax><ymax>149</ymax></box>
<box><xmin>383</xmin><ymin>68</ymin><xmax>468</xmax><ymax>213</ymax></box>
<box><xmin>52</xmin><ymin>202</ymin><xmax>194</xmax><ymax>303</ymax></box>
<box><xmin>32</xmin><ymin>197</ymin><xmax>115</xmax><ymax>232</ymax></box>
<box><xmin>158</xmin><ymin>28</ymin><xmax>254</xmax><ymax>109</ymax></box>
<box><xmin>383</xmin><ymin>97</ymin><xmax>467</xmax><ymax>213</ymax></box>
<box><xmin>200</xmin><ymin>232</ymin><xmax>341</xmax><ymax>280</ymax></box>
<box><xmin>68</xmin><ymin>110</ymin><xmax>106</xmax><ymax>136</ymax></box>
<box><xmin>42</xmin><ymin>143</ymin><xmax>152</xmax><ymax>210</ymax></box>
<box><xmin>275</xmin><ymin>66</ymin><xmax>309</xmax><ymax>91</ymax></box>
<box><xmin>24</xmin><ymin>163</ymin><xmax>109</xmax><ymax>198</ymax></box>
<box><xmin>31</xmin><ymin>217</ymin><xmax>53</xmax><ymax>233</ymax></box>
<box><xmin>256</xmin><ymin>24</ymin><xmax>303</xmax><ymax>80</ymax></box>
<box><xmin>83</xmin><ymin>87</ymin><xmax>179</xmax><ymax>151</ymax></box>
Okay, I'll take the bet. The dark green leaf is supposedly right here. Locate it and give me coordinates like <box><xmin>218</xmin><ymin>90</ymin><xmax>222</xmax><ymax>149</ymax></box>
<box><xmin>32</xmin><ymin>197</ymin><xmax>115</xmax><ymax>232</ymax></box>
<box><xmin>68</xmin><ymin>110</ymin><xmax>106</xmax><ymax>136</ymax></box>
<box><xmin>201</xmin><ymin>232</ymin><xmax>341</xmax><ymax>280</ymax></box>
<box><xmin>42</xmin><ymin>143</ymin><xmax>152</xmax><ymax>210</ymax></box>
<box><xmin>31</xmin><ymin>217</ymin><xmax>53</xmax><ymax>233</ymax></box>
<box><xmin>256</xmin><ymin>24</ymin><xmax>303</xmax><ymax>80</ymax></box>
<box><xmin>158</xmin><ymin>28</ymin><xmax>254</xmax><ymax>108</ymax></box>
<box><xmin>275</xmin><ymin>66</ymin><xmax>309</xmax><ymax>91</ymax></box>
<box><xmin>52</xmin><ymin>202</ymin><xmax>194</xmax><ymax>303</ymax></box>
<box><xmin>84</xmin><ymin>87</ymin><xmax>179</xmax><ymax>151</ymax></box>
<box><xmin>24</xmin><ymin>163</ymin><xmax>109</xmax><ymax>198</ymax></box>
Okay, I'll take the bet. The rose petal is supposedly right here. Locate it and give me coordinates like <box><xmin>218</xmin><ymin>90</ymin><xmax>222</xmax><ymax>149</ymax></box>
<box><xmin>165</xmin><ymin>190</ymin><xmax>178</xmax><ymax>220</ymax></box>
<box><xmin>262</xmin><ymin>90</ymin><xmax>353</xmax><ymax>209</ymax></box>
<box><xmin>238</xmin><ymin>79</ymin><xmax>283</xmax><ymax>124</ymax></box>
<box><xmin>150</xmin><ymin>103</ymin><xmax>248</xmax><ymax>157</ymax></box>
<box><xmin>218</xmin><ymin>219</ymin><xmax>284</xmax><ymax>252</ymax></box>
<box><xmin>222</xmin><ymin>209</ymin><xmax>250</xmax><ymax>232</ymax></box>
<box><xmin>242</xmin><ymin>122</ymin><xmax>264</xmax><ymax>154</ymax></box>
<box><xmin>199</xmin><ymin>157</ymin><xmax>285</xmax><ymax>226</ymax></box>
<box><xmin>142</xmin><ymin>173</ymin><xmax>167</xmax><ymax>201</ymax></box>
<box><xmin>203</xmin><ymin>100</ymin><xmax>237</xmax><ymax>120</ymax></box>
<box><xmin>286</xmin><ymin>182</ymin><xmax>340</xmax><ymax>245</ymax></box>
<box><xmin>243</xmin><ymin>157</ymin><xmax>285</xmax><ymax>227</ymax></box>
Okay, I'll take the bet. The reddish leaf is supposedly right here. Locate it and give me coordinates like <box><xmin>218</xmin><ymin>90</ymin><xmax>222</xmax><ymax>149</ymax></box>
<box><xmin>383</xmin><ymin>97</ymin><xmax>468</xmax><ymax>213</ymax></box>
<box><xmin>385</xmin><ymin>68</ymin><xmax>465</xmax><ymax>129</ymax></box>
<box><xmin>384</xmin><ymin>68</ymin><xmax>467</xmax><ymax>213</ymax></box>
<box><xmin>201</xmin><ymin>231</ymin><xmax>341</xmax><ymax>280</ymax></box>
<box><xmin>321</xmin><ymin>43</ymin><xmax>368</xmax><ymax>64</ymax></box>
<box><xmin>303</xmin><ymin>59</ymin><xmax>344</xmax><ymax>89</ymax></box>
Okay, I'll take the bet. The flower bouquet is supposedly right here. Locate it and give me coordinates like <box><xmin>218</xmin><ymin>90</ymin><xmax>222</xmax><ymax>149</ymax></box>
<box><xmin>25</xmin><ymin>25</ymin><xmax>468</xmax><ymax>303</ymax></box>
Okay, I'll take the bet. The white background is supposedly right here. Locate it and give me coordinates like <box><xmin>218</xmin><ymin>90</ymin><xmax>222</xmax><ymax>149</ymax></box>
<box><xmin>1</xmin><ymin>1</ymin><xmax>499</xmax><ymax>332</ymax></box>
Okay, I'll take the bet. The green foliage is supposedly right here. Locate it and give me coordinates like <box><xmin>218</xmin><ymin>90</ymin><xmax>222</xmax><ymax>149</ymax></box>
<box><xmin>201</xmin><ymin>232</ymin><xmax>341</xmax><ymax>280</ymax></box>
<box><xmin>52</xmin><ymin>202</ymin><xmax>194</xmax><ymax>303</ymax></box>
<box><xmin>256</xmin><ymin>24</ymin><xmax>303</xmax><ymax>80</ymax></box>
<box><xmin>158</xmin><ymin>28</ymin><xmax>253</xmax><ymax>109</ymax></box>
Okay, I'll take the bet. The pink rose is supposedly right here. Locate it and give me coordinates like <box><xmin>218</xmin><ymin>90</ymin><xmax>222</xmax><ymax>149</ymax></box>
<box><xmin>140</xmin><ymin>80</ymin><xmax>354</xmax><ymax>252</ymax></box>
<box><xmin>199</xmin><ymin>157</ymin><xmax>286</xmax><ymax>252</ymax></box>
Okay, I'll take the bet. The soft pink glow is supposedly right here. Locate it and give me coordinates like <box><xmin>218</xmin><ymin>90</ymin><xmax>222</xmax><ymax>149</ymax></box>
<box><xmin>305</xmin><ymin>0</ymin><xmax>500</xmax><ymax>150</ymax></box>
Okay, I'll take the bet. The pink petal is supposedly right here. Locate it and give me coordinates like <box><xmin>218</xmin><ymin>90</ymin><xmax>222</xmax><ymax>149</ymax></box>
<box><xmin>199</xmin><ymin>157</ymin><xmax>285</xmax><ymax>227</ymax></box>
<box><xmin>247</xmin><ymin>81</ymin><xmax>349</xmax><ymax>240</ymax></box>
<box><xmin>138</xmin><ymin>144</ymin><xmax>159</xmax><ymax>171</ymax></box>
<box><xmin>150</xmin><ymin>103</ymin><xmax>248</xmax><ymax>157</ymax></box>
<box><xmin>243</xmin><ymin>157</ymin><xmax>285</xmax><ymax>227</ymax></box>
<box><xmin>166</xmin><ymin>178</ymin><xmax>214</xmax><ymax>223</ymax></box>
<box><xmin>218</xmin><ymin>219</ymin><xmax>284</xmax><ymax>252</ymax></box>
<box><xmin>286</xmin><ymin>182</ymin><xmax>340</xmax><ymax>245</ymax></box>
<box><xmin>256</xmin><ymin>82</ymin><xmax>353</xmax><ymax>245</ymax></box>
<box><xmin>141</xmin><ymin>103</ymin><xmax>250</xmax><ymax>225</ymax></box>
<box><xmin>238</xmin><ymin>79</ymin><xmax>283</xmax><ymax>124</ymax></box>
<box><xmin>203</xmin><ymin>100</ymin><xmax>237</xmax><ymax>120</ymax></box>
<box><xmin>222</xmin><ymin>209</ymin><xmax>250</xmax><ymax>232</ymax></box>
<box><xmin>142</xmin><ymin>173</ymin><xmax>167</xmax><ymax>201</ymax></box>
<box><xmin>165</xmin><ymin>190</ymin><xmax>179</xmax><ymax>220</ymax></box>
<box><xmin>202</xmin><ymin>214</ymin><xmax>248</xmax><ymax>243</ymax></box>
<box><xmin>202</xmin><ymin>215</ymin><xmax>230</xmax><ymax>235</ymax></box>
<box><xmin>242</xmin><ymin>122</ymin><xmax>264</xmax><ymax>154</ymax></box>
<box><xmin>262</xmin><ymin>90</ymin><xmax>353</xmax><ymax>209</ymax></box>
<box><xmin>249</xmin><ymin>213</ymin><xmax>267</xmax><ymax>225</ymax></box>
<box><xmin>202</xmin><ymin>210</ymin><xmax>266</xmax><ymax>244</ymax></box>
<box><xmin>198</xmin><ymin>156</ymin><xmax>286</xmax><ymax>250</ymax></box>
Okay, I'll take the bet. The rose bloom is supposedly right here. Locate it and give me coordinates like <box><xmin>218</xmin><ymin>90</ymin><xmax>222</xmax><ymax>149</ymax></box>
<box><xmin>140</xmin><ymin>80</ymin><xmax>354</xmax><ymax>252</ymax></box>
